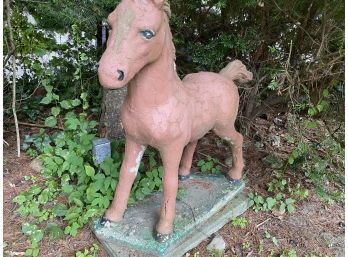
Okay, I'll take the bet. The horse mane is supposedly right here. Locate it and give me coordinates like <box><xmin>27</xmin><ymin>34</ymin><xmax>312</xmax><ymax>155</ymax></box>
<box><xmin>163</xmin><ymin>0</ymin><xmax>171</xmax><ymax>19</ymax></box>
<box><xmin>161</xmin><ymin>1</ymin><xmax>176</xmax><ymax>62</ymax></box>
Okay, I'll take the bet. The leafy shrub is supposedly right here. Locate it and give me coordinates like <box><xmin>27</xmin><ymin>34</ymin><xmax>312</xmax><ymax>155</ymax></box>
<box><xmin>231</xmin><ymin>216</ymin><xmax>248</xmax><ymax>228</ymax></box>
<box><xmin>197</xmin><ymin>155</ymin><xmax>222</xmax><ymax>174</ymax></box>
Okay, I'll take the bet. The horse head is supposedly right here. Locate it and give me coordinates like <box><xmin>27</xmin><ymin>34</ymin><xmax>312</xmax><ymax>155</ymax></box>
<box><xmin>98</xmin><ymin>0</ymin><xmax>169</xmax><ymax>89</ymax></box>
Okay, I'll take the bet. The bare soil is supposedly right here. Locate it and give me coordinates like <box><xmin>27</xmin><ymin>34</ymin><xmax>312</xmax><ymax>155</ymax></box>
<box><xmin>3</xmin><ymin>116</ymin><xmax>344</xmax><ymax>257</ymax></box>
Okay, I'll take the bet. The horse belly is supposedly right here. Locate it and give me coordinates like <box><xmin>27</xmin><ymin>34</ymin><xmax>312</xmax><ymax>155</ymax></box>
<box><xmin>121</xmin><ymin>104</ymin><xmax>191</xmax><ymax>148</ymax></box>
<box><xmin>189</xmin><ymin>97</ymin><xmax>220</xmax><ymax>141</ymax></box>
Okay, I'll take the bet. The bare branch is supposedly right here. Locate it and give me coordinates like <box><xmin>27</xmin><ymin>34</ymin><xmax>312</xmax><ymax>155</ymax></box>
<box><xmin>5</xmin><ymin>0</ymin><xmax>21</xmax><ymax>157</ymax></box>
<box><xmin>5</xmin><ymin>121</ymin><xmax>64</xmax><ymax>130</ymax></box>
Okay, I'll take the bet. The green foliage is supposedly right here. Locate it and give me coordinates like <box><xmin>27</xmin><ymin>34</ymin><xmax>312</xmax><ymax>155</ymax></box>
<box><xmin>208</xmin><ymin>249</ymin><xmax>224</xmax><ymax>257</ymax></box>
<box><xmin>197</xmin><ymin>155</ymin><xmax>222</xmax><ymax>174</ymax></box>
<box><xmin>280</xmin><ymin>249</ymin><xmax>297</xmax><ymax>257</ymax></box>
<box><xmin>10</xmin><ymin>15</ymin><xmax>167</xmax><ymax>253</ymax></box>
<box><xmin>75</xmin><ymin>244</ymin><xmax>99</xmax><ymax>257</ymax></box>
<box><xmin>14</xmin><ymin>82</ymin><xmax>167</xmax><ymax>255</ymax></box>
<box><xmin>242</xmin><ymin>241</ymin><xmax>251</xmax><ymax>250</ymax></box>
<box><xmin>231</xmin><ymin>216</ymin><xmax>248</xmax><ymax>229</ymax></box>
<box><xmin>15</xmin><ymin>113</ymin><xmax>166</xmax><ymax>254</ymax></box>
<box><xmin>248</xmin><ymin>170</ymin><xmax>310</xmax><ymax>214</ymax></box>
<box><xmin>248</xmin><ymin>192</ymin><xmax>296</xmax><ymax>214</ymax></box>
<box><xmin>264</xmin><ymin>230</ymin><xmax>278</xmax><ymax>246</ymax></box>
<box><xmin>286</xmin><ymin>115</ymin><xmax>344</xmax><ymax>204</ymax></box>
<box><xmin>20</xmin><ymin>97</ymin><xmax>43</xmax><ymax>123</ymax></box>
<box><xmin>22</xmin><ymin>130</ymin><xmax>52</xmax><ymax>157</ymax></box>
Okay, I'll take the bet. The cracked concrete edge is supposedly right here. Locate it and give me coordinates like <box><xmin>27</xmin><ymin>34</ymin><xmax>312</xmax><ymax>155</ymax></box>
<box><xmin>97</xmin><ymin>192</ymin><xmax>250</xmax><ymax>257</ymax></box>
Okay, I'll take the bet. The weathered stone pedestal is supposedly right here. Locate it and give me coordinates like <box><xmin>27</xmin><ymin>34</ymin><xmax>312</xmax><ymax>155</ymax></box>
<box><xmin>92</xmin><ymin>173</ymin><xmax>249</xmax><ymax>257</ymax></box>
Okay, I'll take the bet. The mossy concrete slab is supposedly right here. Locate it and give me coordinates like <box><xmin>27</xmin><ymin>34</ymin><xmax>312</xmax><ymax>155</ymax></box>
<box><xmin>92</xmin><ymin>172</ymin><xmax>249</xmax><ymax>257</ymax></box>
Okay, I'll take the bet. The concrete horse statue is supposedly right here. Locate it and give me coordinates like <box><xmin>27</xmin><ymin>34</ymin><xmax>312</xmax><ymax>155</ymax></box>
<box><xmin>97</xmin><ymin>0</ymin><xmax>253</xmax><ymax>243</ymax></box>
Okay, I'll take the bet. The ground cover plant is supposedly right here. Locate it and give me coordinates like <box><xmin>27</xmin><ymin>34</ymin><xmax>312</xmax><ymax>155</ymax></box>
<box><xmin>3</xmin><ymin>0</ymin><xmax>344</xmax><ymax>256</ymax></box>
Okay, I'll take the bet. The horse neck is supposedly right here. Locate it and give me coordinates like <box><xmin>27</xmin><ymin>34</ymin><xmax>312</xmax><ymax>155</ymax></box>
<box><xmin>126</xmin><ymin>21</ymin><xmax>180</xmax><ymax>109</ymax></box>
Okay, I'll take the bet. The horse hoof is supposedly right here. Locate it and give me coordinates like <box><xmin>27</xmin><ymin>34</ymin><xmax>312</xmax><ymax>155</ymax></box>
<box><xmin>154</xmin><ymin>231</ymin><xmax>171</xmax><ymax>243</ymax></box>
<box><xmin>99</xmin><ymin>215</ymin><xmax>117</xmax><ymax>228</ymax></box>
<box><xmin>178</xmin><ymin>174</ymin><xmax>190</xmax><ymax>181</ymax></box>
<box><xmin>226</xmin><ymin>176</ymin><xmax>242</xmax><ymax>187</ymax></box>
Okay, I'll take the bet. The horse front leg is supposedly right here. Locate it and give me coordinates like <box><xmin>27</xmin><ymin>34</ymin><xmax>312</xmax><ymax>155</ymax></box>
<box><xmin>102</xmin><ymin>136</ymin><xmax>146</xmax><ymax>224</ymax></box>
<box><xmin>155</xmin><ymin>144</ymin><xmax>184</xmax><ymax>242</ymax></box>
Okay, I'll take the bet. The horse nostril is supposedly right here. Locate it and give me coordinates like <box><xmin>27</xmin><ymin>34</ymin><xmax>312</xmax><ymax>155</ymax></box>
<box><xmin>117</xmin><ymin>70</ymin><xmax>125</xmax><ymax>81</ymax></box>
<box><xmin>96</xmin><ymin>63</ymin><xmax>100</xmax><ymax>69</ymax></box>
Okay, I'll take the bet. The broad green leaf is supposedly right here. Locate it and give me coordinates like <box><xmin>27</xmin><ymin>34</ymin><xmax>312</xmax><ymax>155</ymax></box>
<box><xmin>288</xmin><ymin>156</ymin><xmax>294</xmax><ymax>165</ymax></box>
<box><xmin>45</xmin><ymin>116</ymin><xmax>57</xmax><ymax>127</ymax></box>
<box><xmin>51</xmin><ymin>107</ymin><xmax>61</xmax><ymax>117</ymax></box>
<box><xmin>306</xmin><ymin>121</ymin><xmax>317</xmax><ymax>129</ymax></box>
<box><xmin>60</xmin><ymin>100</ymin><xmax>72</xmax><ymax>109</ymax></box>
<box><xmin>135</xmin><ymin>190</ymin><xmax>144</xmax><ymax>201</ymax></box>
<box><xmin>271</xmin><ymin>236</ymin><xmax>278</xmax><ymax>246</ymax></box>
<box><xmin>266</xmin><ymin>197</ymin><xmax>277</xmax><ymax>210</ymax></box>
<box><xmin>307</xmin><ymin>107</ymin><xmax>317</xmax><ymax>116</ymax></box>
<box><xmin>71</xmin><ymin>99</ymin><xmax>81</xmax><ymax>107</ymax></box>
<box><xmin>285</xmin><ymin>198</ymin><xmax>295</xmax><ymax>205</ymax></box>
<box><xmin>287</xmin><ymin>204</ymin><xmax>295</xmax><ymax>213</ymax></box>
<box><xmin>32</xmin><ymin>248</ymin><xmax>39</xmax><ymax>257</ymax></box>
<box><xmin>73</xmin><ymin>198</ymin><xmax>84</xmax><ymax>207</ymax></box>
<box><xmin>197</xmin><ymin>160</ymin><xmax>205</xmax><ymax>166</ymax></box>
<box><xmin>52</xmin><ymin>203</ymin><xmax>68</xmax><ymax>217</ymax></box>
<box><xmin>40</xmin><ymin>95</ymin><xmax>53</xmax><ymax>105</ymax></box>
<box><xmin>31</xmin><ymin>229</ymin><xmax>44</xmax><ymax>243</ymax></box>
<box><xmin>64</xmin><ymin>117</ymin><xmax>80</xmax><ymax>130</ymax></box>
<box><xmin>292</xmin><ymin>150</ymin><xmax>299</xmax><ymax>159</ymax></box>
<box><xmin>62</xmin><ymin>184</ymin><xmax>74</xmax><ymax>194</ymax></box>
<box><xmin>13</xmin><ymin>194</ymin><xmax>26</xmax><ymax>204</ymax></box>
<box><xmin>85</xmin><ymin>165</ymin><xmax>95</xmax><ymax>177</ymax></box>
<box><xmin>52</xmin><ymin>93</ymin><xmax>60</xmax><ymax>101</ymax></box>
<box><xmin>25</xmin><ymin>249</ymin><xmax>33</xmax><ymax>256</ymax></box>
<box><xmin>316</xmin><ymin>104</ymin><xmax>324</xmax><ymax>113</ymax></box>
<box><xmin>44</xmin><ymin>85</ymin><xmax>53</xmax><ymax>93</ymax></box>
<box><xmin>158</xmin><ymin>166</ymin><xmax>164</xmax><ymax>177</ymax></box>
<box><xmin>141</xmin><ymin>187</ymin><xmax>151</xmax><ymax>195</ymax></box>
<box><xmin>45</xmin><ymin>223</ymin><xmax>63</xmax><ymax>240</ymax></box>
<box><xmin>80</xmin><ymin>53</ymin><xmax>88</xmax><ymax>61</ymax></box>
<box><xmin>22</xmin><ymin>223</ymin><xmax>37</xmax><ymax>235</ymax></box>
<box><xmin>80</xmin><ymin>92</ymin><xmax>88</xmax><ymax>100</ymax></box>
<box><xmin>322</xmin><ymin>88</ymin><xmax>329</xmax><ymax>97</ymax></box>
<box><xmin>279</xmin><ymin>203</ymin><xmax>286</xmax><ymax>214</ymax></box>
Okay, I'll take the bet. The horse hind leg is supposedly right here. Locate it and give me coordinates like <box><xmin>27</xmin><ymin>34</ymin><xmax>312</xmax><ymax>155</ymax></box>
<box><xmin>178</xmin><ymin>141</ymin><xmax>197</xmax><ymax>181</ymax></box>
<box><xmin>213</xmin><ymin>125</ymin><xmax>244</xmax><ymax>183</ymax></box>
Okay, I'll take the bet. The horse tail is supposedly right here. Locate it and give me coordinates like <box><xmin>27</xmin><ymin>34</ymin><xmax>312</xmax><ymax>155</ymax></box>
<box><xmin>219</xmin><ymin>60</ymin><xmax>253</xmax><ymax>83</ymax></box>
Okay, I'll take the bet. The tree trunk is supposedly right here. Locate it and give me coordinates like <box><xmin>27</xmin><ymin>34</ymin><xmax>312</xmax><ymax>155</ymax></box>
<box><xmin>97</xmin><ymin>21</ymin><xmax>126</xmax><ymax>139</ymax></box>
<box><xmin>99</xmin><ymin>88</ymin><xmax>127</xmax><ymax>139</ymax></box>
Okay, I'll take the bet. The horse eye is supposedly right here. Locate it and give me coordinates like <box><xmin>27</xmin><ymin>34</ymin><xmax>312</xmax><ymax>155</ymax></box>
<box><xmin>141</xmin><ymin>29</ymin><xmax>155</xmax><ymax>40</ymax></box>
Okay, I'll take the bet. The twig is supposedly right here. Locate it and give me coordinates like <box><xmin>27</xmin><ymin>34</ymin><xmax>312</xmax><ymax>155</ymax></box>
<box><xmin>322</xmin><ymin>120</ymin><xmax>344</xmax><ymax>148</ymax></box>
<box><xmin>5</xmin><ymin>0</ymin><xmax>21</xmax><ymax>157</ymax></box>
<box><xmin>17</xmin><ymin>82</ymin><xmax>42</xmax><ymax>102</ymax></box>
<box><xmin>255</xmin><ymin>217</ymin><xmax>271</xmax><ymax>229</ymax></box>
<box><xmin>270</xmin><ymin>0</ymin><xmax>319</xmax><ymax>46</ymax></box>
<box><xmin>244</xmin><ymin>217</ymin><xmax>271</xmax><ymax>238</ymax></box>
<box><xmin>6</xmin><ymin>121</ymin><xmax>64</xmax><ymax>130</ymax></box>
<box><xmin>3</xmin><ymin>140</ymin><xmax>9</xmax><ymax>146</ymax></box>
<box><xmin>3</xmin><ymin>48</ymin><xmax>15</xmax><ymax>66</ymax></box>
<box><xmin>246</xmin><ymin>251</ymin><xmax>253</xmax><ymax>257</ymax></box>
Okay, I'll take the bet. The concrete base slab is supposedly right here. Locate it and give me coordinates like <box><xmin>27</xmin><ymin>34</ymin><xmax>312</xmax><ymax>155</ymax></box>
<box><xmin>92</xmin><ymin>172</ymin><xmax>249</xmax><ymax>257</ymax></box>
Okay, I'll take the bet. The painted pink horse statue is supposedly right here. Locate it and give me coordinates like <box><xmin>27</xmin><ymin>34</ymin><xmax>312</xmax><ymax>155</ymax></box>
<box><xmin>97</xmin><ymin>0</ymin><xmax>253</xmax><ymax>242</ymax></box>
